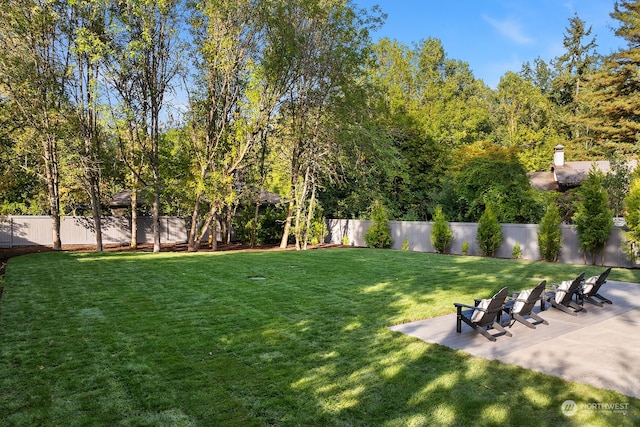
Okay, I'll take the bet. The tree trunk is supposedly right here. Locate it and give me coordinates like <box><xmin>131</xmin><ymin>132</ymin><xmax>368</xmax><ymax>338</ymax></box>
<box><xmin>188</xmin><ymin>194</ymin><xmax>202</xmax><ymax>251</ymax></box>
<box><xmin>211</xmin><ymin>216</ymin><xmax>218</xmax><ymax>250</ymax></box>
<box><xmin>43</xmin><ymin>136</ymin><xmax>61</xmax><ymax>250</ymax></box>
<box><xmin>251</xmin><ymin>200</ymin><xmax>260</xmax><ymax>247</ymax></box>
<box><xmin>302</xmin><ymin>177</ymin><xmax>317</xmax><ymax>250</ymax></box>
<box><xmin>280</xmin><ymin>139</ymin><xmax>301</xmax><ymax>249</ymax></box>
<box><xmin>193</xmin><ymin>204</ymin><xmax>217</xmax><ymax>252</ymax></box>
<box><xmin>294</xmin><ymin>167</ymin><xmax>311</xmax><ymax>250</ymax></box>
<box><xmin>280</xmin><ymin>200</ymin><xmax>294</xmax><ymax>249</ymax></box>
<box><xmin>130</xmin><ymin>183</ymin><xmax>138</xmax><ymax>249</ymax></box>
<box><xmin>152</xmin><ymin>183</ymin><xmax>161</xmax><ymax>253</ymax></box>
<box><xmin>90</xmin><ymin>185</ymin><xmax>103</xmax><ymax>252</ymax></box>
<box><xmin>225</xmin><ymin>205</ymin><xmax>234</xmax><ymax>244</ymax></box>
<box><xmin>86</xmin><ymin>135</ymin><xmax>102</xmax><ymax>252</ymax></box>
<box><xmin>252</xmin><ymin>133</ymin><xmax>269</xmax><ymax>247</ymax></box>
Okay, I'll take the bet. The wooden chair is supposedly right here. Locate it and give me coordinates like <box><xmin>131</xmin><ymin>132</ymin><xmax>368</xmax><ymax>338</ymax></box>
<box><xmin>504</xmin><ymin>281</ymin><xmax>548</xmax><ymax>329</ymax></box>
<box><xmin>453</xmin><ymin>287</ymin><xmax>512</xmax><ymax>342</ymax></box>
<box><xmin>544</xmin><ymin>273</ymin><xmax>586</xmax><ymax>316</ymax></box>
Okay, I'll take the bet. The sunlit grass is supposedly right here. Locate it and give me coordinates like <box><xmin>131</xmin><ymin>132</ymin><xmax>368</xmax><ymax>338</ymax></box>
<box><xmin>0</xmin><ymin>248</ymin><xmax>638</xmax><ymax>426</ymax></box>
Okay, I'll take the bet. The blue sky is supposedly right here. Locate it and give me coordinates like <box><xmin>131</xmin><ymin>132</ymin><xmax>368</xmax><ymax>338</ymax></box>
<box><xmin>356</xmin><ymin>1</ymin><xmax>624</xmax><ymax>88</ymax></box>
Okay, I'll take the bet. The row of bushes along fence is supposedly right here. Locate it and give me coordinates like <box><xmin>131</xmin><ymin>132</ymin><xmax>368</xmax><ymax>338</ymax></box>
<box><xmin>326</xmin><ymin>219</ymin><xmax>635</xmax><ymax>268</ymax></box>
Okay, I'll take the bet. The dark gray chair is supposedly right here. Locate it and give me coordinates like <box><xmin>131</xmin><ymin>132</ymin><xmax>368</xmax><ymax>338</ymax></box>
<box><xmin>503</xmin><ymin>281</ymin><xmax>548</xmax><ymax>329</ymax></box>
<box><xmin>544</xmin><ymin>272</ymin><xmax>586</xmax><ymax>316</ymax></box>
<box><xmin>577</xmin><ymin>267</ymin><xmax>612</xmax><ymax>307</ymax></box>
<box><xmin>454</xmin><ymin>287</ymin><xmax>512</xmax><ymax>342</ymax></box>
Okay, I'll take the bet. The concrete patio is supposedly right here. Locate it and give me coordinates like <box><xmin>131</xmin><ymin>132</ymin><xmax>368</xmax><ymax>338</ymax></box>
<box><xmin>390</xmin><ymin>280</ymin><xmax>640</xmax><ymax>399</ymax></box>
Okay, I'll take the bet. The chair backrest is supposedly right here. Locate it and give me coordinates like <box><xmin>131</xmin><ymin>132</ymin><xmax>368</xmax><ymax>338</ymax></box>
<box><xmin>472</xmin><ymin>287</ymin><xmax>509</xmax><ymax>327</ymax></box>
<box><xmin>583</xmin><ymin>267</ymin><xmax>611</xmax><ymax>296</ymax></box>
<box><xmin>555</xmin><ymin>272</ymin><xmax>585</xmax><ymax>305</ymax></box>
<box><xmin>512</xmin><ymin>280</ymin><xmax>546</xmax><ymax>315</ymax></box>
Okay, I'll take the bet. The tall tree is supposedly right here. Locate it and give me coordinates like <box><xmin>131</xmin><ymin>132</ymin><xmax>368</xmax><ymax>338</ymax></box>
<box><xmin>491</xmin><ymin>72</ymin><xmax>561</xmax><ymax>171</ymax></box>
<box><xmin>184</xmin><ymin>0</ymin><xmax>284</xmax><ymax>251</ymax></box>
<box><xmin>552</xmin><ymin>14</ymin><xmax>598</xmax><ymax>108</ymax></box>
<box><xmin>277</xmin><ymin>0</ymin><xmax>382</xmax><ymax>249</ymax></box>
<box><xmin>66</xmin><ymin>0</ymin><xmax>110</xmax><ymax>251</ymax></box>
<box><xmin>576</xmin><ymin>0</ymin><xmax>640</xmax><ymax>155</ymax></box>
<box><xmin>360</xmin><ymin>37</ymin><xmax>491</xmax><ymax>220</ymax></box>
<box><xmin>552</xmin><ymin>13</ymin><xmax>599</xmax><ymax>153</ymax></box>
<box><xmin>107</xmin><ymin>0</ymin><xmax>182</xmax><ymax>252</ymax></box>
<box><xmin>520</xmin><ymin>56</ymin><xmax>553</xmax><ymax>95</ymax></box>
<box><xmin>0</xmin><ymin>0</ymin><xmax>71</xmax><ymax>250</ymax></box>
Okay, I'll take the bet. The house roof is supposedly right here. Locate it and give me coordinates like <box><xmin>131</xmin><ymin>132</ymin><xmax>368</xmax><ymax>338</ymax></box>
<box><xmin>527</xmin><ymin>172</ymin><xmax>558</xmax><ymax>191</ymax></box>
<box><xmin>529</xmin><ymin>158</ymin><xmax>638</xmax><ymax>191</ymax></box>
<box><xmin>257</xmin><ymin>189</ymin><xmax>283</xmax><ymax>205</ymax></box>
<box><xmin>110</xmin><ymin>190</ymin><xmax>144</xmax><ymax>208</ymax></box>
<box><xmin>552</xmin><ymin>160</ymin><xmax>638</xmax><ymax>188</ymax></box>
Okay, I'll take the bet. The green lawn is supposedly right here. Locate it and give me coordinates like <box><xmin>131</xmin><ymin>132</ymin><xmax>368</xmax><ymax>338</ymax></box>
<box><xmin>1</xmin><ymin>248</ymin><xmax>638</xmax><ymax>426</ymax></box>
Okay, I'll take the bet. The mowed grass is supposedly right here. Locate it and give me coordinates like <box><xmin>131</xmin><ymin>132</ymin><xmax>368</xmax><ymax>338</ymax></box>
<box><xmin>0</xmin><ymin>248</ymin><xmax>638</xmax><ymax>426</ymax></box>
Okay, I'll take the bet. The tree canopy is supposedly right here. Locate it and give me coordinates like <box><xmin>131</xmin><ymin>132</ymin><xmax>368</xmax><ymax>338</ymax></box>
<box><xmin>1</xmin><ymin>1</ymin><xmax>639</xmax><ymax>251</ymax></box>
<box><xmin>440</xmin><ymin>145</ymin><xmax>542</xmax><ymax>223</ymax></box>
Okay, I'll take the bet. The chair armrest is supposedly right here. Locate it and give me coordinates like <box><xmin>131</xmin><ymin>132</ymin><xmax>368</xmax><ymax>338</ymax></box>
<box><xmin>453</xmin><ymin>302</ymin><xmax>477</xmax><ymax>310</ymax></box>
<box><xmin>509</xmin><ymin>292</ymin><xmax>528</xmax><ymax>303</ymax></box>
<box><xmin>545</xmin><ymin>283</ymin><xmax>559</xmax><ymax>294</ymax></box>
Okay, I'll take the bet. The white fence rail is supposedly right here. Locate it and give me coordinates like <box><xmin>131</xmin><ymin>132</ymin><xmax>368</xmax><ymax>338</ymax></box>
<box><xmin>327</xmin><ymin>219</ymin><xmax>635</xmax><ymax>268</ymax></box>
<box><xmin>0</xmin><ymin>216</ymin><xmax>188</xmax><ymax>248</ymax></box>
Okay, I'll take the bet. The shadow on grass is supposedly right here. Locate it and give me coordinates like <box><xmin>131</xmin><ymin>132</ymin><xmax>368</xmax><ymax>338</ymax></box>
<box><xmin>0</xmin><ymin>248</ymin><xmax>637</xmax><ymax>426</ymax></box>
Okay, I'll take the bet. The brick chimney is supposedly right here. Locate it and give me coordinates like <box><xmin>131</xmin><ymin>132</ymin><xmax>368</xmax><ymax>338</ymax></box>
<box><xmin>554</xmin><ymin>145</ymin><xmax>565</xmax><ymax>167</ymax></box>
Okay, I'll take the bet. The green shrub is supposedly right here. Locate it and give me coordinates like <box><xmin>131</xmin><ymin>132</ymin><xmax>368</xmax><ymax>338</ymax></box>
<box><xmin>623</xmin><ymin>174</ymin><xmax>640</xmax><ymax>262</ymax></box>
<box><xmin>573</xmin><ymin>167</ymin><xmax>613</xmax><ymax>265</ymax></box>
<box><xmin>538</xmin><ymin>203</ymin><xmax>562</xmax><ymax>262</ymax></box>
<box><xmin>309</xmin><ymin>216</ymin><xmax>328</xmax><ymax>245</ymax></box>
<box><xmin>364</xmin><ymin>200</ymin><xmax>392</xmax><ymax>249</ymax></box>
<box><xmin>402</xmin><ymin>237</ymin><xmax>410</xmax><ymax>251</ymax></box>
<box><xmin>461</xmin><ymin>241</ymin><xmax>469</xmax><ymax>255</ymax></box>
<box><xmin>512</xmin><ymin>242</ymin><xmax>522</xmax><ymax>259</ymax></box>
<box><xmin>477</xmin><ymin>204</ymin><xmax>502</xmax><ymax>257</ymax></box>
<box><xmin>431</xmin><ymin>205</ymin><xmax>453</xmax><ymax>253</ymax></box>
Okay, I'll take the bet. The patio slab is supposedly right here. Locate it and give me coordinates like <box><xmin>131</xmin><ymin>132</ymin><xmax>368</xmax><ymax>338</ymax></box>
<box><xmin>389</xmin><ymin>280</ymin><xmax>640</xmax><ymax>399</ymax></box>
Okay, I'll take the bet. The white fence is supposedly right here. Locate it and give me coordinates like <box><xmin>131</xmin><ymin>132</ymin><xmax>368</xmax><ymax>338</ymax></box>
<box><xmin>327</xmin><ymin>219</ymin><xmax>635</xmax><ymax>268</ymax></box>
<box><xmin>0</xmin><ymin>216</ymin><xmax>188</xmax><ymax>248</ymax></box>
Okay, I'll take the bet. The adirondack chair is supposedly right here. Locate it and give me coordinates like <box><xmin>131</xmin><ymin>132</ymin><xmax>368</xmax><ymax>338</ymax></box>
<box><xmin>544</xmin><ymin>272</ymin><xmax>586</xmax><ymax>316</ymax></box>
<box><xmin>577</xmin><ymin>267</ymin><xmax>612</xmax><ymax>307</ymax></box>
<box><xmin>453</xmin><ymin>287</ymin><xmax>512</xmax><ymax>342</ymax></box>
<box><xmin>503</xmin><ymin>281</ymin><xmax>548</xmax><ymax>329</ymax></box>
